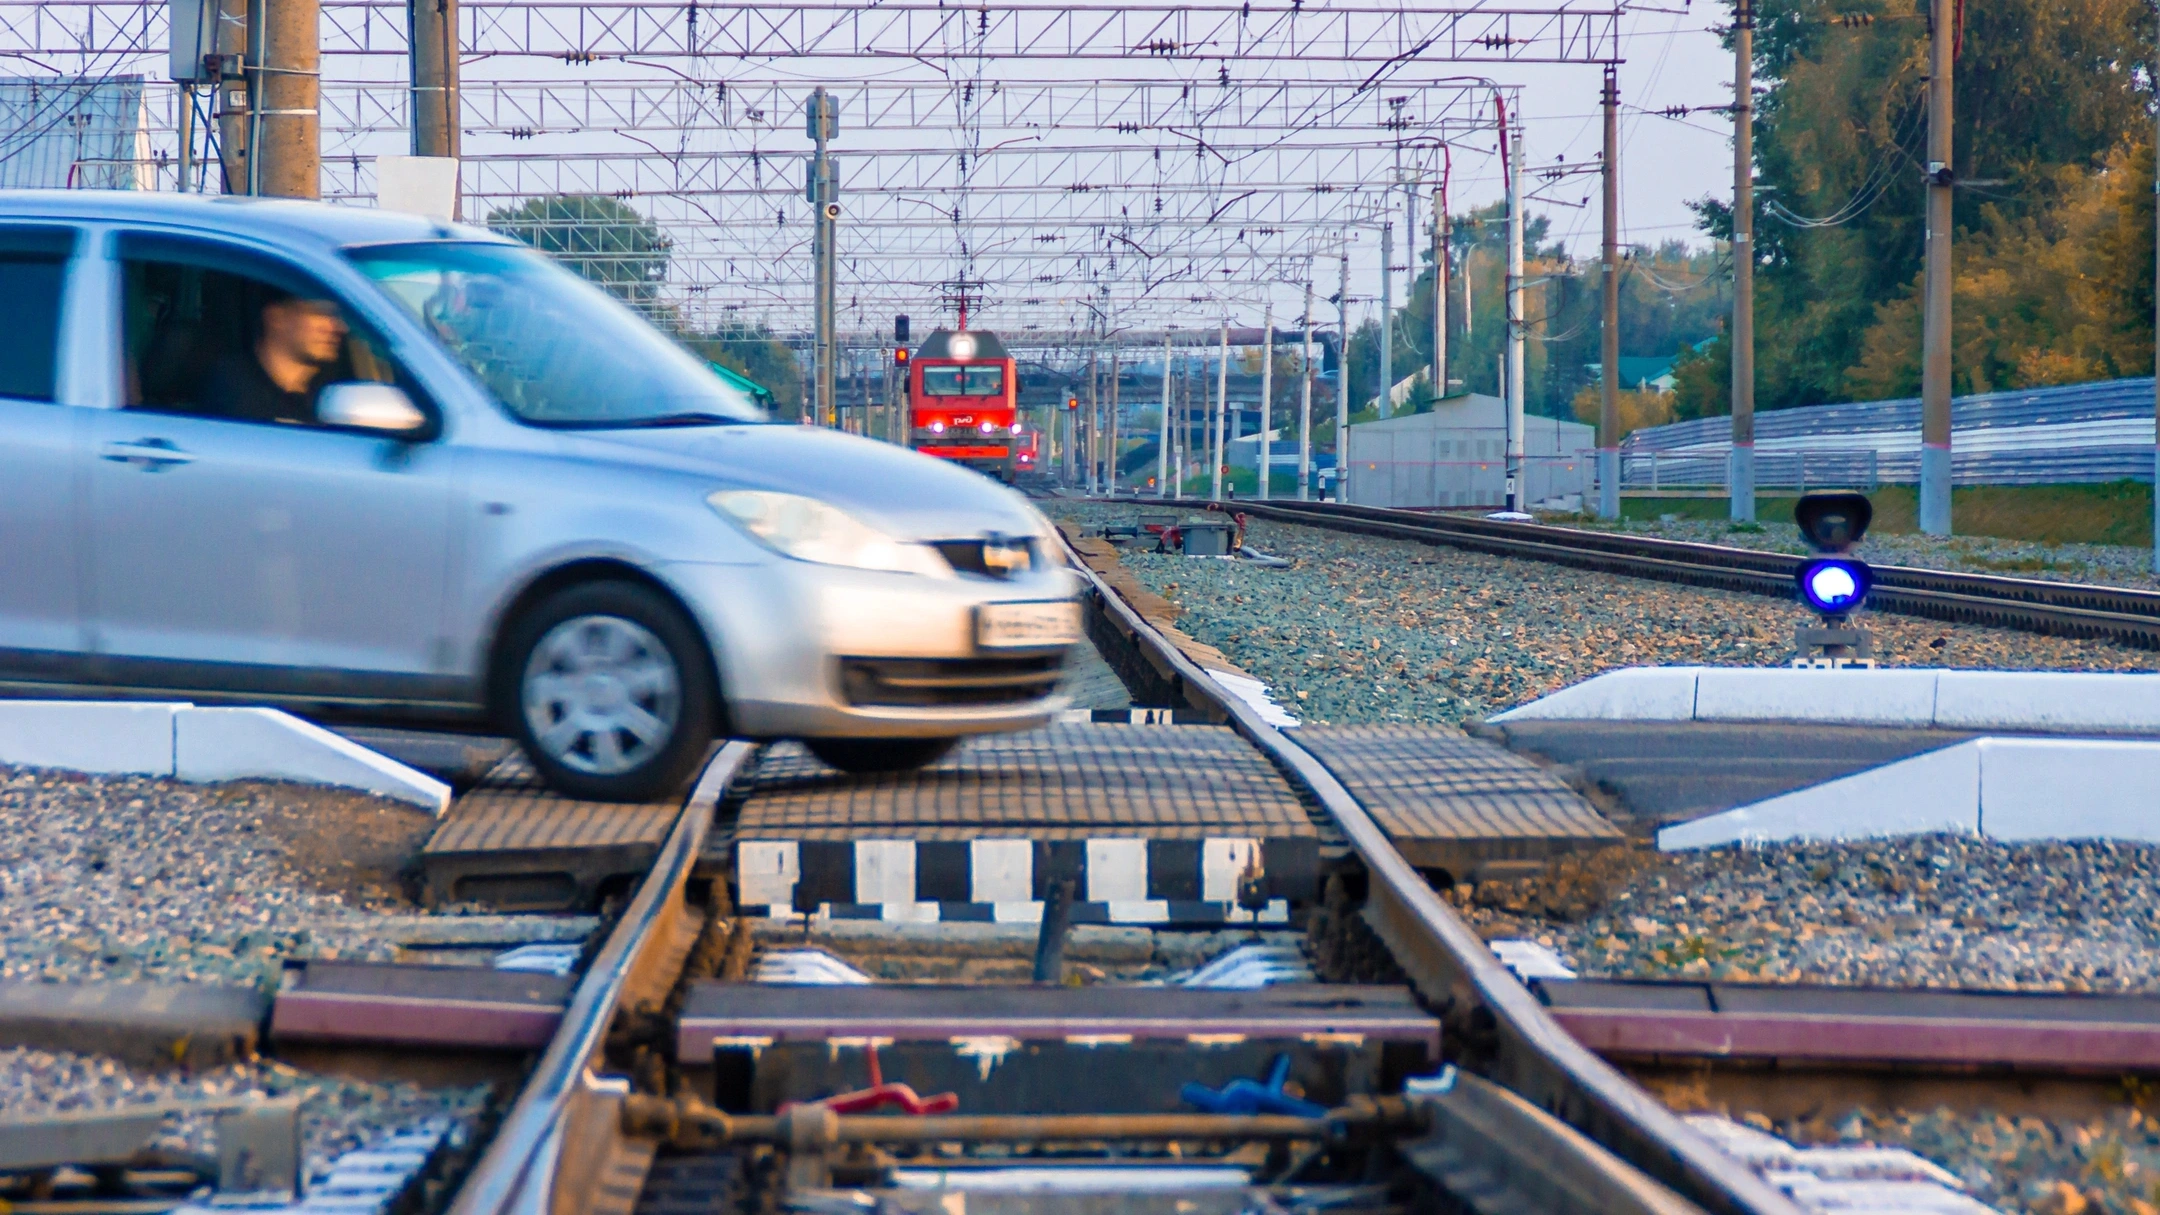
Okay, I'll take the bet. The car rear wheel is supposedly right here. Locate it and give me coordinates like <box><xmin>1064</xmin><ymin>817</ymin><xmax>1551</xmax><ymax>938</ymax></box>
<box><xmin>502</xmin><ymin>582</ymin><xmax>717</xmax><ymax>802</ymax></box>
<box><xmin>805</xmin><ymin>737</ymin><xmax>958</xmax><ymax>774</ymax></box>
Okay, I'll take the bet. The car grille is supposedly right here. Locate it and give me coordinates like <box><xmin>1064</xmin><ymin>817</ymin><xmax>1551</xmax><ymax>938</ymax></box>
<box><xmin>930</xmin><ymin>538</ymin><xmax>1039</xmax><ymax>579</ymax></box>
<box><xmin>840</xmin><ymin>656</ymin><xmax>1064</xmax><ymax>708</ymax></box>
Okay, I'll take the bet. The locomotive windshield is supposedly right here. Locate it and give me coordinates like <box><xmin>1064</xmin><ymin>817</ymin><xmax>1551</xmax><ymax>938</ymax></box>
<box><xmin>920</xmin><ymin>364</ymin><xmax>1005</xmax><ymax>396</ymax></box>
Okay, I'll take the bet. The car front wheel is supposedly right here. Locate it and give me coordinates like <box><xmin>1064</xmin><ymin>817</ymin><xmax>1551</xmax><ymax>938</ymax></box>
<box><xmin>805</xmin><ymin>737</ymin><xmax>958</xmax><ymax>774</ymax></box>
<box><xmin>502</xmin><ymin>581</ymin><xmax>717</xmax><ymax>802</ymax></box>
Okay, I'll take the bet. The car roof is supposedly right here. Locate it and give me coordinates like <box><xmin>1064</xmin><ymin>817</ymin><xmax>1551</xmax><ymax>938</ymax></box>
<box><xmin>0</xmin><ymin>190</ymin><xmax>510</xmax><ymax>251</ymax></box>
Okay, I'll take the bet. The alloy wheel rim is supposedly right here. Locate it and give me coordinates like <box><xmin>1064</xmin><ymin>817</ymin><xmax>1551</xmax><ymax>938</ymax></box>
<box><xmin>521</xmin><ymin>614</ymin><xmax>682</xmax><ymax>777</ymax></box>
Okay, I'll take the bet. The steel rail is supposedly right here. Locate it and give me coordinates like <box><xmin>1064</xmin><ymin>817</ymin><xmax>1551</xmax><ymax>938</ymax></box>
<box><xmin>1055</xmin><ymin>528</ymin><xmax>1798</xmax><ymax>1215</ymax></box>
<box><xmin>1224</xmin><ymin>499</ymin><xmax>2160</xmax><ymax>650</ymax></box>
<box><xmin>446</xmin><ymin>741</ymin><xmax>756</xmax><ymax>1215</ymax></box>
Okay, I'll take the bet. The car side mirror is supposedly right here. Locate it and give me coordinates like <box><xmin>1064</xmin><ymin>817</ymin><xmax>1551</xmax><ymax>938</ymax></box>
<box><xmin>318</xmin><ymin>382</ymin><xmax>429</xmax><ymax>437</ymax></box>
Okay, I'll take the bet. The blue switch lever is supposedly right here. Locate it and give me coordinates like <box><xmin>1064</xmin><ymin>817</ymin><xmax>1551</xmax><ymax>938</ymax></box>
<box><xmin>1180</xmin><ymin>1053</ymin><xmax>1329</xmax><ymax>1118</ymax></box>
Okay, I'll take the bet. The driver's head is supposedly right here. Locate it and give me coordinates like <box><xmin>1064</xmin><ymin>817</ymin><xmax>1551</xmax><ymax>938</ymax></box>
<box><xmin>260</xmin><ymin>291</ymin><xmax>348</xmax><ymax>368</ymax></box>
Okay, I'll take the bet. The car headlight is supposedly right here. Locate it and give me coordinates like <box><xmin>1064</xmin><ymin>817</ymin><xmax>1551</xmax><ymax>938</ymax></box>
<box><xmin>707</xmin><ymin>490</ymin><xmax>950</xmax><ymax>577</ymax></box>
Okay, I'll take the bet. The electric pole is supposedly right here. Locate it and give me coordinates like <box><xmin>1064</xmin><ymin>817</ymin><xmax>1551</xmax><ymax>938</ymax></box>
<box><xmin>1300</xmin><ymin>282</ymin><xmax>1315</xmax><ymax>500</ymax></box>
<box><xmin>1159</xmin><ymin>334</ymin><xmax>1173</xmax><ymax>498</ymax></box>
<box><xmin>1212</xmin><ymin>321</ymin><xmax>1229</xmax><ymax>500</ymax></box>
<box><xmin>1433</xmin><ymin>177</ymin><xmax>1449</xmax><ymax>405</ymax></box>
<box><xmin>1379</xmin><ymin>217</ymin><xmax>1394</xmax><ymax>419</ymax></box>
<box><xmin>1258</xmin><ymin>302</ymin><xmax>1273</xmax><ymax>499</ymax></box>
<box><xmin>1108</xmin><ymin>349</ymin><xmax>1122</xmax><ymax>495</ymax></box>
<box><xmin>1337</xmin><ymin>252</ymin><xmax>1351</xmax><ymax>501</ymax></box>
<box><xmin>1503</xmin><ymin>98</ymin><xmax>1526</xmax><ymax>513</ymax></box>
<box><xmin>1918</xmin><ymin>0</ymin><xmax>1954</xmax><ymax>534</ymax></box>
<box><xmin>806</xmin><ymin>88</ymin><xmax>838</xmax><ymax>427</ymax></box>
<box><xmin>2153</xmin><ymin>80</ymin><xmax>2159</xmax><ymax>575</ymax></box>
<box><xmin>410</xmin><ymin>0</ymin><xmax>461</xmax><ymax>211</ymax></box>
<box><xmin>1086</xmin><ymin>347</ymin><xmax>1099</xmax><ymax>494</ymax></box>
<box><xmin>1599</xmin><ymin>64</ymin><xmax>1623</xmax><ymax>519</ymax></box>
<box><xmin>215</xmin><ymin>0</ymin><xmax>247</xmax><ymax>191</ymax></box>
<box><xmin>1731</xmin><ymin>0</ymin><xmax>1756</xmax><ymax>522</ymax></box>
<box><xmin>257</xmin><ymin>0</ymin><xmax>321</xmax><ymax>197</ymax></box>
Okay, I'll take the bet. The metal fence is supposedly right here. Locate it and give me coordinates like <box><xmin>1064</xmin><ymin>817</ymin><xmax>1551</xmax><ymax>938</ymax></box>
<box><xmin>1619</xmin><ymin>377</ymin><xmax>2158</xmax><ymax>486</ymax></box>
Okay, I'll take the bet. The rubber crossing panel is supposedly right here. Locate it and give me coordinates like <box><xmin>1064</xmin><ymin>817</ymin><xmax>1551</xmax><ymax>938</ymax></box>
<box><xmin>419</xmin><ymin>751</ymin><xmax>687</xmax><ymax>911</ymax></box>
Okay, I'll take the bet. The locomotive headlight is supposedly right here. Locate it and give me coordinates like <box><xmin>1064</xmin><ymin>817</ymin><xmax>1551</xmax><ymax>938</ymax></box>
<box><xmin>707</xmin><ymin>490</ymin><xmax>950</xmax><ymax>578</ymax></box>
<box><xmin>1012</xmin><ymin>420</ymin><xmax>1024</xmax><ymax>434</ymax></box>
<box><xmin>949</xmin><ymin>333</ymin><xmax>978</xmax><ymax>360</ymax></box>
<box><xmin>979</xmin><ymin>420</ymin><xmax>997</xmax><ymax>434</ymax></box>
<box><xmin>929</xmin><ymin>420</ymin><xmax>947</xmax><ymax>434</ymax></box>
<box><xmin>1796</xmin><ymin>556</ymin><xmax>1872</xmax><ymax>615</ymax></box>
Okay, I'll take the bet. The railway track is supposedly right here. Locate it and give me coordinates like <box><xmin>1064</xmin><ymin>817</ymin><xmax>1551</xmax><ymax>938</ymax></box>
<box><xmin>1199</xmin><ymin>498</ymin><xmax>2160</xmax><ymax>651</ymax></box>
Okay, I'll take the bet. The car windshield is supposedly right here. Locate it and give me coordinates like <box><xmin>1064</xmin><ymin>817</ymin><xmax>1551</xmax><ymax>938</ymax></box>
<box><xmin>345</xmin><ymin>241</ymin><xmax>766</xmax><ymax>428</ymax></box>
<box><xmin>920</xmin><ymin>364</ymin><xmax>1004</xmax><ymax>396</ymax></box>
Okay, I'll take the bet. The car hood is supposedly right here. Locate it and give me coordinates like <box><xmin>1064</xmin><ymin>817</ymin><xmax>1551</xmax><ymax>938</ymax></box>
<box><xmin>564</xmin><ymin>423</ymin><xmax>1051</xmax><ymax>542</ymax></box>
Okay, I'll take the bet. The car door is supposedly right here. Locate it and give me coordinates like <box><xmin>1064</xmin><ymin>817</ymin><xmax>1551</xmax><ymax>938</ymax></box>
<box><xmin>82</xmin><ymin>230</ymin><xmax>462</xmax><ymax>707</ymax></box>
<box><xmin>0</xmin><ymin>224</ymin><xmax>90</xmax><ymax>686</ymax></box>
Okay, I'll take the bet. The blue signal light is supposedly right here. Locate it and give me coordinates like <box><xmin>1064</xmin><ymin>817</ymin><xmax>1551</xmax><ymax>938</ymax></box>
<box><xmin>1796</xmin><ymin>557</ymin><xmax>1872</xmax><ymax>614</ymax></box>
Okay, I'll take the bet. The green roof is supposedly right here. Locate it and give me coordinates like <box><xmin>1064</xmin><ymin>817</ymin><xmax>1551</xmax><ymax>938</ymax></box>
<box><xmin>708</xmin><ymin>361</ymin><xmax>777</xmax><ymax>410</ymax></box>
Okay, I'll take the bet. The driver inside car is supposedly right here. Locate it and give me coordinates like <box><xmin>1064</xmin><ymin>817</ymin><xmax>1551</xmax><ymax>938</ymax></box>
<box><xmin>196</xmin><ymin>288</ymin><xmax>349</xmax><ymax>424</ymax></box>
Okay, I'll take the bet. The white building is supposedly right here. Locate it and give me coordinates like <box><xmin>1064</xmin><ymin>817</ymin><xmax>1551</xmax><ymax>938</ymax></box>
<box><xmin>1344</xmin><ymin>394</ymin><xmax>1594</xmax><ymax>510</ymax></box>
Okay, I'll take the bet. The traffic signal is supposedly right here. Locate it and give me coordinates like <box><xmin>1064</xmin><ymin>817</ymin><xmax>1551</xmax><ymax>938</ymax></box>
<box><xmin>1065</xmin><ymin>396</ymin><xmax>1078</xmax><ymax>411</ymax></box>
<box><xmin>895</xmin><ymin>314</ymin><xmax>910</xmax><ymax>344</ymax></box>
<box><xmin>895</xmin><ymin>347</ymin><xmax>909</xmax><ymax>368</ymax></box>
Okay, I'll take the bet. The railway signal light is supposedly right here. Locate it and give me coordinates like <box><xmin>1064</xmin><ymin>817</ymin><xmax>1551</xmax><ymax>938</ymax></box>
<box><xmin>1066</xmin><ymin>396</ymin><xmax>1078</xmax><ymax>411</ymax></box>
<box><xmin>895</xmin><ymin>315</ymin><xmax>910</xmax><ymax>344</ymax></box>
<box><xmin>1791</xmin><ymin>492</ymin><xmax>1876</xmax><ymax>667</ymax></box>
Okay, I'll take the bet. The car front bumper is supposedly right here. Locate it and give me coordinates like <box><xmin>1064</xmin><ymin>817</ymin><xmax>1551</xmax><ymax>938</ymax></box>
<box><xmin>656</xmin><ymin>557</ymin><xmax>1081</xmax><ymax>740</ymax></box>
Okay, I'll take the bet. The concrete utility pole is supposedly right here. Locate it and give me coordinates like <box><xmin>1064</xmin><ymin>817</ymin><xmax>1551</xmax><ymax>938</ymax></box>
<box><xmin>2153</xmin><ymin>90</ymin><xmax>2159</xmax><ymax>575</ymax></box>
<box><xmin>1258</xmin><ymin>302</ymin><xmax>1273</xmax><ymax>499</ymax></box>
<box><xmin>1159</xmin><ymin>334</ymin><xmax>1173</xmax><ymax>498</ymax></box>
<box><xmin>1598</xmin><ymin>63</ymin><xmax>1623</xmax><ymax>519</ymax></box>
<box><xmin>410</xmin><ymin>0</ymin><xmax>460</xmax><ymax>212</ymax></box>
<box><xmin>255</xmin><ymin>0</ymin><xmax>321</xmax><ymax>197</ymax></box>
<box><xmin>1085</xmin><ymin>347</ymin><xmax>1099</xmax><ymax>494</ymax></box>
<box><xmin>1378</xmin><ymin>218</ymin><xmax>1393</xmax><ymax>419</ymax></box>
<box><xmin>1108</xmin><ymin>349</ymin><xmax>1122</xmax><ymax>494</ymax></box>
<box><xmin>1503</xmin><ymin>100</ymin><xmax>1526</xmax><ymax>512</ymax></box>
<box><xmin>1300</xmin><ymin>281</ymin><xmax>1315</xmax><ymax>501</ymax></box>
<box><xmin>1730</xmin><ymin>0</ymin><xmax>1757</xmax><ymax>522</ymax></box>
<box><xmin>1211</xmin><ymin>322</ymin><xmax>1230</xmax><ymax>500</ymax></box>
<box><xmin>807</xmin><ymin>88</ymin><xmax>838</xmax><ymax>426</ymax></box>
<box><xmin>215</xmin><ymin>0</ymin><xmax>248</xmax><ymax>190</ymax></box>
<box><xmin>1337</xmin><ymin>253</ymin><xmax>1351</xmax><ymax>501</ymax></box>
<box><xmin>1918</xmin><ymin>0</ymin><xmax>1954</xmax><ymax>534</ymax></box>
<box><xmin>1433</xmin><ymin>179</ymin><xmax>1449</xmax><ymax>403</ymax></box>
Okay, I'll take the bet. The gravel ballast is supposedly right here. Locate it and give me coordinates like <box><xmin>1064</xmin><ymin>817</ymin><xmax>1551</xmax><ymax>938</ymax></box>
<box><xmin>1056</xmin><ymin>505</ymin><xmax>2157</xmax><ymax>728</ymax></box>
<box><xmin>0</xmin><ymin>765</ymin><xmax>444</xmax><ymax>986</ymax></box>
<box><xmin>1457</xmin><ymin>835</ymin><xmax>2160</xmax><ymax>993</ymax></box>
<box><xmin>0</xmin><ymin>1045</ymin><xmax>489</xmax><ymax>1186</ymax></box>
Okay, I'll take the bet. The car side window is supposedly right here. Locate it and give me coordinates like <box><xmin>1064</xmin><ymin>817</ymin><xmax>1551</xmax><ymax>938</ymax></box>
<box><xmin>0</xmin><ymin>226</ymin><xmax>78</xmax><ymax>404</ymax></box>
<box><xmin>118</xmin><ymin>233</ymin><xmax>429</xmax><ymax>428</ymax></box>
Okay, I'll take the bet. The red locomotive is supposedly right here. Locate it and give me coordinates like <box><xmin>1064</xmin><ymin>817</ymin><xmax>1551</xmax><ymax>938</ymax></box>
<box><xmin>908</xmin><ymin>328</ymin><xmax>1021</xmax><ymax>481</ymax></box>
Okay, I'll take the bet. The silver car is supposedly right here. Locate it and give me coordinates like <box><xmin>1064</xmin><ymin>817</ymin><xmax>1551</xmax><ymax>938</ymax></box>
<box><xmin>0</xmin><ymin>192</ymin><xmax>1080</xmax><ymax>801</ymax></box>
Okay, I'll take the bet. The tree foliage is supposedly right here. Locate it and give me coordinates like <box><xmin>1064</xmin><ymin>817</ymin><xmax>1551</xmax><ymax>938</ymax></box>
<box><xmin>487</xmin><ymin>194</ymin><xmax>673</xmax><ymax>305</ymax></box>
<box><xmin>684</xmin><ymin>325</ymin><xmax>805</xmax><ymax>414</ymax></box>
<box><xmin>1716</xmin><ymin>0</ymin><xmax>2153</xmax><ymax>409</ymax></box>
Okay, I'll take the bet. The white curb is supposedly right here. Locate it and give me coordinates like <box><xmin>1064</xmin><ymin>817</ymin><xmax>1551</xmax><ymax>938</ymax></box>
<box><xmin>0</xmin><ymin>699</ymin><xmax>449</xmax><ymax>814</ymax></box>
<box><xmin>1492</xmin><ymin>666</ymin><xmax>2160</xmax><ymax>732</ymax></box>
<box><xmin>1658</xmin><ymin>736</ymin><xmax>2160</xmax><ymax>850</ymax></box>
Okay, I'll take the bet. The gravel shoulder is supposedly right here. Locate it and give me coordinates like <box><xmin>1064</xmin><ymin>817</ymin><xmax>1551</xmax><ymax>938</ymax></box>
<box><xmin>1056</xmin><ymin>504</ymin><xmax>2157</xmax><ymax>729</ymax></box>
<box><xmin>0</xmin><ymin>765</ymin><xmax>455</xmax><ymax>985</ymax></box>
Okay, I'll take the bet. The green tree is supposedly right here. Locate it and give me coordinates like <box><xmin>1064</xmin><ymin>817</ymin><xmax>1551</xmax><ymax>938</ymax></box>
<box><xmin>685</xmin><ymin>324</ymin><xmax>804</xmax><ymax>415</ymax></box>
<box><xmin>487</xmin><ymin>194</ymin><xmax>673</xmax><ymax>306</ymax></box>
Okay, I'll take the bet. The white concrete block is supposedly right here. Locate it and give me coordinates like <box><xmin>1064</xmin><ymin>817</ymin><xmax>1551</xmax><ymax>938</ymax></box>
<box><xmin>1658</xmin><ymin>741</ymin><xmax>1980</xmax><ymax>850</ymax></box>
<box><xmin>737</xmin><ymin>841</ymin><xmax>799</xmax><ymax>907</ymax></box>
<box><xmin>1934</xmin><ymin>670</ymin><xmax>2160</xmax><ymax>733</ymax></box>
<box><xmin>1692</xmin><ymin>667</ymin><xmax>1941</xmax><ymax>725</ymax></box>
<box><xmin>852</xmin><ymin>840</ymin><xmax>916</xmax><ymax>905</ymax></box>
<box><xmin>970</xmin><ymin>839</ymin><xmax>1033</xmax><ymax>904</ymax></box>
<box><xmin>0</xmin><ymin>700</ymin><xmax>183</xmax><ymax>775</ymax></box>
<box><xmin>1201</xmin><ymin>837</ymin><xmax>1261</xmax><ymax>904</ymax></box>
<box><xmin>1085</xmin><ymin>838</ymin><xmax>1148</xmax><ymax>903</ymax></box>
<box><xmin>1976</xmin><ymin>738</ymin><xmax>2160</xmax><ymax>842</ymax></box>
<box><xmin>173</xmin><ymin>707</ymin><xmax>449</xmax><ymax>813</ymax></box>
<box><xmin>1489</xmin><ymin>667</ymin><xmax>1702</xmax><ymax>722</ymax></box>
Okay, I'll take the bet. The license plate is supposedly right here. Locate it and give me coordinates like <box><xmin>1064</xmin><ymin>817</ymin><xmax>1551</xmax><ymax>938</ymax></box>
<box><xmin>976</xmin><ymin>600</ymin><xmax>1081</xmax><ymax>650</ymax></box>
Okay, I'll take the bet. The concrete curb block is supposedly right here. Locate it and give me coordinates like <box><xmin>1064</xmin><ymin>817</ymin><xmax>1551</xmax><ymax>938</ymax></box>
<box><xmin>1658</xmin><ymin>736</ymin><xmax>2160</xmax><ymax>850</ymax></box>
<box><xmin>1492</xmin><ymin>666</ymin><xmax>2160</xmax><ymax>732</ymax></box>
<box><xmin>175</xmin><ymin>708</ymin><xmax>450</xmax><ymax>814</ymax></box>
<box><xmin>0</xmin><ymin>699</ymin><xmax>450</xmax><ymax>814</ymax></box>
